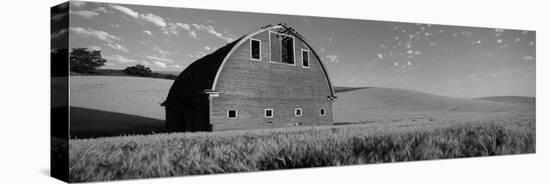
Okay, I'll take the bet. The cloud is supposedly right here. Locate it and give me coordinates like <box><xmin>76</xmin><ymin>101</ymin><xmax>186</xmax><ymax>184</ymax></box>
<box><xmin>143</xmin><ymin>30</ymin><xmax>152</xmax><ymax>35</ymax></box>
<box><xmin>51</xmin><ymin>28</ymin><xmax>68</xmax><ymax>40</ymax></box>
<box><xmin>326</xmin><ymin>55</ymin><xmax>340</xmax><ymax>63</ymax></box>
<box><xmin>204</xmin><ymin>46</ymin><xmax>212</xmax><ymax>52</ymax></box>
<box><xmin>514</xmin><ymin>37</ymin><xmax>521</xmax><ymax>42</ymax></box>
<box><xmin>522</xmin><ymin>56</ymin><xmax>534</xmax><ymax>62</ymax></box>
<box><xmin>376</xmin><ymin>53</ymin><xmax>383</xmax><ymax>59</ymax></box>
<box><xmin>95</xmin><ymin>7</ymin><xmax>110</xmax><ymax>14</ymax></box>
<box><xmin>109</xmin><ymin>4</ymin><xmax>139</xmax><ymax>18</ymax></box>
<box><xmin>394</xmin><ymin>62</ymin><xmax>399</xmax><ymax>66</ymax></box>
<box><xmin>105</xmin><ymin>43</ymin><xmax>129</xmax><ymax>52</ymax></box>
<box><xmin>109</xmin><ymin>4</ymin><xmax>169</xmax><ymax>30</ymax></box>
<box><xmin>105</xmin><ymin>55</ymin><xmax>137</xmax><ymax>63</ymax></box>
<box><xmin>163</xmin><ymin>22</ymin><xmax>194</xmax><ymax>38</ymax></box>
<box><xmin>529</xmin><ymin>41</ymin><xmax>535</xmax><ymax>46</ymax></box>
<box><xmin>69</xmin><ymin>27</ymin><xmax>120</xmax><ymax>43</ymax></box>
<box><xmin>51</xmin><ymin>12</ymin><xmax>67</xmax><ymax>21</ymax></box>
<box><xmin>140</xmin><ymin>13</ymin><xmax>166</xmax><ymax>27</ymax></box>
<box><xmin>70</xmin><ymin>1</ymin><xmax>86</xmax><ymax>7</ymax></box>
<box><xmin>172</xmin><ymin>64</ymin><xmax>182</xmax><ymax>69</ymax></box>
<box><xmin>139</xmin><ymin>60</ymin><xmax>151</xmax><ymax>66</ymax></box>
<box><xmin>153</xmin><ymin>61</ymin><xmax>167</xmax><ymax>68</ymax></box>
<box><xmin>88</xmin><ymin>46</ymin><xmax>102</xmax><ymax>51</ymax></box>
<box><xmin>147</xmin><ymin>55</ymin><xmax>174</xmax><ymax>63</ymax></box>
<box><xmin>196</xmin><ymin>24</ymin><xmax>234</xmax><ymax>42</ymax></box>
<box><xmin>70</xmin><ymin>10</ymin><xmax>99</xmax><ymax>19</ymax></box>
<box><xmin>496</xmin><ymin>39</ymin><xmax>503</xmax><ymax>44</ymax></box>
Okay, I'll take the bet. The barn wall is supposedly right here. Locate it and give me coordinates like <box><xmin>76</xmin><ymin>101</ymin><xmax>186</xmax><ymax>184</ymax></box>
<box><xmin>211</xmin><ymin>29</ymin><xmax>333</xmax><ymax>130</ymax></box>
<box><xmin>165</xmin><ymin>95</ymin><xmax>211</xmax><ymax>132</ymax></box>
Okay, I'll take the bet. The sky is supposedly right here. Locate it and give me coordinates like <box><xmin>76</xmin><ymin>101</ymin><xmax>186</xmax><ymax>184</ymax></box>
<box><xmin>55</xmin><ymin>1</ymin><xmax>536</xmax><ymax>98</ymax></box>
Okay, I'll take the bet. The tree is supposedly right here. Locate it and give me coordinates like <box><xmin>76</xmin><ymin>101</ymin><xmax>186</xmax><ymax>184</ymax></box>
<box><xmin>70</xmin><ymin>48</ymin><xmax>106</xmax><ymax>73</ymax></box>
<box><xmin>123</xmin><ymin>64</ymin><xmax>153</xmax><ymax>77</ymax></box>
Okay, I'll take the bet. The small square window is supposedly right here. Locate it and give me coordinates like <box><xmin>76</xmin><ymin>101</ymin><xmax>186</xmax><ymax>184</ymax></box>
<box><xmin>227</xmin><ymin>110</ymin><xmax>237</xmax><ymax>119</ymax></box>
<box><xmin>265</xmin><ymin>109</ymin><xmax>273</xmax><ymax>118</ymax></box>
<box><xmin>320</xmin><ymin>108</ymin><xmax>326</xmax><ymax>116</ymax></box>
<box><xmin>295</xmin><ymin>108</ymin><xmax>302</xmax><ymax>117</ymax></box>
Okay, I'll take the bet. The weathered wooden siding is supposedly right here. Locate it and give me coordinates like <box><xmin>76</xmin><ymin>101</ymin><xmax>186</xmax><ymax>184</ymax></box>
<box><xmin>211</xmin><ymin>28</ymin><xmax>333</xmax><ymax>130</ymax></box>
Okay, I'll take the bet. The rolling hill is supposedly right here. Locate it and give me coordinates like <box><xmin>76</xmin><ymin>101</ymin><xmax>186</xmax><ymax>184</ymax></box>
<box><xmin>333</xmin><ymin>87</ymin><xmax>535</xmax><ymax>122</ymax></box>
<box><xmin>476</xmin><ymin>96</ymin><xmax>536</xmax><ymax>105</ymax></box>
<box><xmin>67</xmin><ymin>76</ymin><xmax>535</xmax><ymax>137</ymax></box>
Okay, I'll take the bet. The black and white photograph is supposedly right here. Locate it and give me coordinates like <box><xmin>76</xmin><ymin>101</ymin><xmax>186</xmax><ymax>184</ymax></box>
<box><xmin>46</xmin><ymin>0</ymin><xmax>540</xmax><ymax>183</ymax></box>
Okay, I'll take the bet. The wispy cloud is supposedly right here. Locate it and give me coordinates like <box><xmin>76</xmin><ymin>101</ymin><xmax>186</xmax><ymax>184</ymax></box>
<box><xmin>192</xmin><ymin>24</ymin><xmax>234</xmax><ymax>42</ymax></box>
<box><xmin>69</xmin><ymin>27</ymin><xmax>120</xmax><ymax>43</ymax></box>
<box><xmin>105</xmin><ymin>55</ymin><xmax>137</xmax><ymax>63</ymax></box>
<box><xmin>105</xmin><ymin>43</ymin><xmax>129</xmax><ymax>52</ymax></box>
<box><xmin>147</xmin><ymin>55</ymin><xmax>174</xmax><ymax>63</ymax></box>
<box><xmin>140</xmin><ymin>13</ymin><xmax>166</xmax><ymax>27</ymax></box>
<box><xmin>51</xmin><ymin>28</ymin><xmax>68</xmax><ymax>40</ymax></box>
<box><xmin>51</xmin><ymin>12</ymin><xmax>67</xmax><ymax>21</ymax></box>
<box><xmin>70</xmin><ymin>1</ymin><xmax>86</xmax><ymax>7</ymax></box>
<box><xmin>522</xmin><ymin>56</ymin><xmax>534</xmax><ymax>62</ymax></box>
<box><xmin>326</xmin><ymin>54</ymin><xmax>340</xmax><ymax>63</ymax></box>
<box><xmin>109</xmin><ymin>4</ymin><xmax>139</xmax><ymax>18</ymax></box>
<box><xmin>143</xmin><ymin>30</ymin><xmax>152</xmax><ymax>35</ymax></box>
<box><xmin>70</xmin><ymin>10</ymin><xmax>99</xmax><ymax>19</ymax></box>
<box><xmin>153</xmin><ymin>61</ymin><xmax>167</xmax><ymax>68</ymax></box>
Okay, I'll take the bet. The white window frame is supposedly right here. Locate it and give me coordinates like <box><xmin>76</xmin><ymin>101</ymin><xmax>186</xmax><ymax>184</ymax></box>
<box><xmin>227</xmin><ymin>110</ymin><xmax>238</xmax><ymax>119</ymax></box>
<box><xmin>320</xmin><ymin>108</ymin><xmax>326</xmax><ymax>116</ymax></box>
<box><xmin>301</xmin><ymin>49</ymin><xmax>309</xmax><ymax>68</ymax></box>
<box><xmin>269</xmin><ymin>31</ymin><xmax>296</xmax><ymax>66</ymax></box>
<box><xmin>295</xmin><ymin>108</ymin><xmax>302</xmax><ymax>117</ymax></box>
<box><xmin>265</xmin><ymin>108</ymin><xmax>274</xmax><ymax>118</ymax></box>
<box><xmin>250</xmin><ymin>38</ymin><xmax>261</xmax><ymax>61</ymax></box>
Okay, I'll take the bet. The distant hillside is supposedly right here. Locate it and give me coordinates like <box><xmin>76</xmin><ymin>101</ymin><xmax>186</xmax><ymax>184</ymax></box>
<box><xmin>334</xmin><ymin>87</ymin><xmax>535</xmax><ymax>122</ymax></box>
<box><xmin>476</xmin><ymin>96</ymin><xmax>535</xmax><ymax>105</ymax></box>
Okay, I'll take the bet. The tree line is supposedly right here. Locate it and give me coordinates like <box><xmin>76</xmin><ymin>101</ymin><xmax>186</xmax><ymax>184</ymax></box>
<box><xmin>54</xmin><ymin>48</ymin><xmax>178</xmax><ymax>80</ymax></box>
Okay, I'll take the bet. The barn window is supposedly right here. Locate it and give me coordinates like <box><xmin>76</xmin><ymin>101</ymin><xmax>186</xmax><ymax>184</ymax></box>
<box><xmin>301</xmin><ymin>49</ymin><xmax>309</xmax><ymax>68</ymax></box>
<box><xmin>250</xmin><ymin>39</ymin><xmax>261</xmax><ymax>61</ymax></box>
<box><xmin>270</xmin><ymin>31</ymin><xmax>294</xmax><ymax>65</ymax></box>
<box><xmin>265</xmin><ymin>109</ymin><xmax>273</xmax><ymax>118</ymax></box>
<box><xmin>227</xmin><ymin>110</ymin><xmax>237</xmax><ymax>119</ymax></box>
<box><xmin>320</xmin><ymin>108</ymin><xmax>326</xmax><ymax>116</ymax></box>
<box><xmin>295</xmin><ymin>108</ymin><xmax>302</xmax><ymax>117</ymax></box>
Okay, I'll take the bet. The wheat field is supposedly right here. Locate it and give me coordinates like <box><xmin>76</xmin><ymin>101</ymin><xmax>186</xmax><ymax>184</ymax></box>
<box><xmin>66</xmin><ymin>113</ymin><xmax>535</xmax><ymax>182</ymax></box>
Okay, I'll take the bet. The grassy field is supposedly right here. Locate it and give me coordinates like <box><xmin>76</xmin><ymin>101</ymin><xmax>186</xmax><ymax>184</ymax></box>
<box><xmin>67</xmin><ymin>113</ymin><xmax>535</xmax><ymax>182</ymax></box>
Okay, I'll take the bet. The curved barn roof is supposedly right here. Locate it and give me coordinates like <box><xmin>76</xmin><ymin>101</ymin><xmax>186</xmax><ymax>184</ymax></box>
<box><xmin>162</xmin><ymin>23</ymin><xmax>335</xmax><ymax>106</ymax></box>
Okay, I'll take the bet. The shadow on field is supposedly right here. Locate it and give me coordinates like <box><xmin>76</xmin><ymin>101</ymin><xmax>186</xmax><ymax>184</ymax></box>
<box><xmin>334</xmin><ymin>87</ymin><xmax>373</xmax><ymax>93</ymax></box>
<box><xmin>69</xmin><ymin>107</ymin><xmax>165</xmax><ymax>139</ymax></box>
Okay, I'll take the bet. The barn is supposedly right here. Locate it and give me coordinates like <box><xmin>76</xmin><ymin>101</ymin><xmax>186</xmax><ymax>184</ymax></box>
<box><xmin>161</xmin><ymin>23</ymin><xmax>337</xmax><ymax>132</ymax></box>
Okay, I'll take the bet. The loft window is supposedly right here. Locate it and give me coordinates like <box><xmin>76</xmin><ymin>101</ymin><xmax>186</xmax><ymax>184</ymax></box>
<box><xmin>270</xmin><ymin>32</ymin><xmax>294</xmax><ymax>65</ymax></box>
<box><xmin>301</xmin><ymin>49</ymin><xmax>309</xmax><ymax>68</ymax></box>
<box><xmin>265</xmin><ymin>109</ymin><xmax>273</xmax><ymax>118</ymax></box>
<box><xmin>250</xmin><ymin>39</ymin><xmax>261</xmax><ymax>61</ymax></box>
<box><xmin>320</xmin><ymin>108</ymin><xmax>326</xmax><ymax>116</ymax></box>
<box><xmin>295</xmin><ymin>108</ymin><xmax>302</xmax><ymax>117</ymax></box>
<box><xmin>227</xmin><ymin>110</ymin><xmax>237</xmax><ymax>119</ymax></box>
